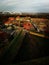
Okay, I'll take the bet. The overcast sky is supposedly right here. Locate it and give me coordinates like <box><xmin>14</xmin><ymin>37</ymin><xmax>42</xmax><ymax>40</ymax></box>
<box><xmin>0</xmin><ymin>0</ymin><xmax>49</xmax><ymax>13</ymax></box>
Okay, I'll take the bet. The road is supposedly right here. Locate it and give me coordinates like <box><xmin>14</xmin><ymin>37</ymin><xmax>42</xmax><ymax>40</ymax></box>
<box><xmin>0</xmin><ymin>28</ymin><xmax>49</xmax><ymax>64</ymax></box>
<box><xmin>13</xmin><ymin>31</ymin><xmax>49</xmax><ymax>63</ymax></box>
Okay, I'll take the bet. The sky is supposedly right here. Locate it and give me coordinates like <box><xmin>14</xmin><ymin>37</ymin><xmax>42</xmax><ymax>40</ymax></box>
<box><xmin>0</xmin><ymin>0</ymin><xmax>49</xmax><ymax>13</ymax></box>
